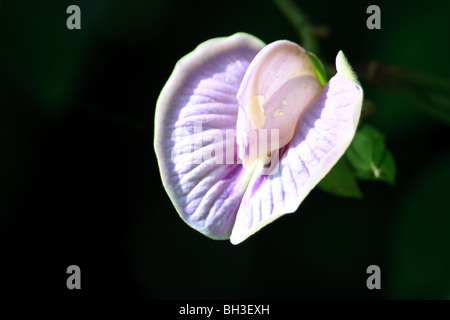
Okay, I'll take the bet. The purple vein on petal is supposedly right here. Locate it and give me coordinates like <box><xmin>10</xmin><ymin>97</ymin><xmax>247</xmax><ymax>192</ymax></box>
<box><xmin>230</xmin><ymin>69</ymin><xmax>363</xmax><ymax>244</ymax></box>
<box><xmin>155</xmin><ymin>33</ymin><xmax>266</xmax><ymax>239</ymax></box>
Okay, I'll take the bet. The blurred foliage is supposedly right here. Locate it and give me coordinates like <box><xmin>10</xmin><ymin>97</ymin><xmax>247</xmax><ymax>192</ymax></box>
<box><xmin>0</xmin><ymin>1</ymin><xmax>92</xmax><ymax>115</ymax></box>
<box><xmin>360</xmin><ymin>61</ymin><xmax>450</xmax><ymax>126</ymax></box>
<box><xmin>319</xmin><ymin>125</ymin><xmax>396</xmax><ymax>198</ymax></box>
<box><xmin>389</xmin><ymin>152</ymin><xmax>450</xmax><ymax>299</ymax></box>
<box><xmin>273</xmin><ymin>0</ymin><xmax>318</xmax><ymax>53</ymax></box>
<box><xmin>318</xmin><ymin>157</ymin><xmax>362</xmax><ymax>198</ymax></box>
<box><xmin>365</xmin><ymin>0</ymin><xmax>450</xmax><ymax>138</ymax></box>
<box><xmin>346</xmin><ymin>125</ymin><xmax>396</xmax><ymax>184</ymax></box>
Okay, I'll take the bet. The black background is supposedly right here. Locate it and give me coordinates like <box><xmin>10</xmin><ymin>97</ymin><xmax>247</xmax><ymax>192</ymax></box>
<box><xmin>0</xmin><ymin>0</ymin><xmax>449</xmax><ymax>299</ymax></box>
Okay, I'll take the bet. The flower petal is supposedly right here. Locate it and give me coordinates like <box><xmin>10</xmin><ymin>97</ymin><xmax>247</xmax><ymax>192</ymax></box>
<box><xmin>230</xmin><ymin>51</ymin><xmax>363</xmax><ymax>244</ymax></box>
<box><xmin>236</xmin><ymin>40</ymin><xmax>322</xmax><ymax>165</ymax></box>
<box><xmin>154</xmin><ymin>33</ymin><xmax>265</xmax><ymax>239</ymax></box>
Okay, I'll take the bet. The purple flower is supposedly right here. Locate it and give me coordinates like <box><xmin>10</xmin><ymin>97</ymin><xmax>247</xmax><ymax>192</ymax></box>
<box><xmin>154</xmin><ymin>33</ymin><xmax>363</xmax><ymax>244</ymax></box>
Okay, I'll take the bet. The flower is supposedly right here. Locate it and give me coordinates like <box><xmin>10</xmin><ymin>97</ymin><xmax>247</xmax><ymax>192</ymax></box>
<box><xmin>154</xmin><ymin>33</ymin><xmax>363</xmax><ymax>244</ymax></box>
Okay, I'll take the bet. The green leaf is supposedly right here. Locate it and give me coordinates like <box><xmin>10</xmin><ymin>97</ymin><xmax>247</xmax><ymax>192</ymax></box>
<box><xmin>378</xmin><ymin>150</ymin><xmax>396</xmax><ymax>183</ymax></box>
<box><xmin>307</xmin><ymin>51</ymin><xmax>327</xmax><ymax>86</ymax></box>
<box><xmin>318</xmin><ymin>158</ymin><xmax>362</xmax><ymax>198</ymax></box>
<box><xmin>345</xmin><ymin>132</ymin><xmax>373</xmax><ymax>171</ymax></box>
<box><xmin>346</xmin><ymin>124</ymin><xmax>396</xmax><ymax>184</ymax></box>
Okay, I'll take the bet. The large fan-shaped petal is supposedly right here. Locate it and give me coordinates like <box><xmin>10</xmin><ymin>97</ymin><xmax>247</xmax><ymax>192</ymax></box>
<box><xmin>154</xmin><ymin>33</ymin><xmax>265</xmax><ymax>239</ymax></box>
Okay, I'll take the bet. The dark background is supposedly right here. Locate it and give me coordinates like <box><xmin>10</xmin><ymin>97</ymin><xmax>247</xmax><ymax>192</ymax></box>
<box><xmin>0</xmin><ymin>0</ymin><xmax>449</xmax><ymax>299</ymax></box>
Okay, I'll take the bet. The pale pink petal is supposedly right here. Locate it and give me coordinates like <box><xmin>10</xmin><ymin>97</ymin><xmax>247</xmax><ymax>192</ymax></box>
<box><xmin>236</xmin><ymin>40</ymin><xmax>322</xmax><ymax>165</ymax></box>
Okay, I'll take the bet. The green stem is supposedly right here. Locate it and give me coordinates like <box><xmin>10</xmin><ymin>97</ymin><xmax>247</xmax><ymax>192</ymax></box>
<box><xmin>272</xmin><ymin>0</ymin><xmax>318</xmax><ymax>53</ymax></box>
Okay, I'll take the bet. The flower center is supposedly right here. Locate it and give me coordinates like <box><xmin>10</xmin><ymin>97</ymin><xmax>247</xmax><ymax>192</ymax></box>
<box><xmin>235</xmin><ymin>40</ymin><xmax>324</xmax><ymax>170</ymax></box>
<box><xmin>238</xmin><ymin>75</ymin><xmax>322</xmax><ymax>167</ymax></box>
<box><xmin>246</xmin><ymin>95</ymin><xmax>266</xmax><ymax>130</ymax></box>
